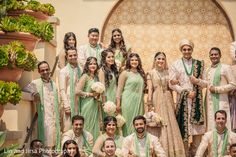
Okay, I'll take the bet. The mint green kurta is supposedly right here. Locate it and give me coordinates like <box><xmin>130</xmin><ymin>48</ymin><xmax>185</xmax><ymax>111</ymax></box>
<box><xmin>121</xmin><ymin>72</ymin><xmax>144</xmax><ymax>136</ymax></box>
<box><xmin>79</xmin><ymin>75</ymin><xmax>100</xmax><ymax>141</ymax></box>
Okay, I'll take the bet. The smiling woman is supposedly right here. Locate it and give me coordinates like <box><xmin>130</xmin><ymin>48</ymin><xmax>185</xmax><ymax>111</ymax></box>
<box><xmin>92</xmin><ymin>116</ymin><xmax>123</xmax><ymax>157</ymax></box>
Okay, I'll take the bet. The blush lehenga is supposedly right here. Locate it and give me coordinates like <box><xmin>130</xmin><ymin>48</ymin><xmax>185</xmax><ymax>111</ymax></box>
<box><xmin>147</xmin><ymin>68</ymin><xmax>186</xmax><ymax>157</ymax></box>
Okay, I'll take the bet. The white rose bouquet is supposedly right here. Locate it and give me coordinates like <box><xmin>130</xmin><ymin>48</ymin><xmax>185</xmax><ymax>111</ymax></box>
<box><xmin>103</xmin><ymin>101</ymin><xmax>116</xmax><ymax>116</ymax></box>
<box><xmin>116</xmin><ymin>114</ymin><xmax>126</xmax><ymax>136</ymax></box>
<box><xmin>91</xmin><ymin>82</ymin><xmax>105</xmax><ymax>94</ymax></box>
<box><xmin>144</xmin><ymin>111</ymin><xmax>165</xmax><ymax>127</ymax></box>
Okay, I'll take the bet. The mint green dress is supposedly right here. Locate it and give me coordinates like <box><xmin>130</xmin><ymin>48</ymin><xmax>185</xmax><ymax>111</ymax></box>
<box><xmin>105</xmin><ymin>73</ymin><xmax>117</xmax><ymax>103</ymax></box>
<box><xmin>79</xmin><ymin>74</ymin><xmax>100</xmax><ymax>141</ymax></box>
<box><xmin>120</xmin><ymin>71</ymin><xmax>144</xmax><ymax>136</ymax></box>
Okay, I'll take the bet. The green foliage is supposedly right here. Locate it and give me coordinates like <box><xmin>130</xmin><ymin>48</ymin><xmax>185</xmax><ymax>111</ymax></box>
<box><xmin>40</xmin><ymin>3</ymin><xmax>55</xmax><ymax>16</ymax></box>
<box><xmin>6</xmin><ymin>0</ymin><xmax>25</xmax><ymax>11</ymax></box>
<box><xmin>0</xmin><ymin>131</ymin><xmax>6</xmax><ymax>148</ymax></box>
<box><xmin>6</xmin><ymin>0</ymin><xmax>55</xmax><ymax>16</ymax></box>
<box><xmin>39</xmin><ymin>21</ymin><xmax>53</xmax><ymax>42</ymax></box>
<box><xmin>26</xmin><ymin>0</ymin><xmax>41</xmax><ymax>11</ymax></box>
<box><xmin>0</xmin><ymin>46</ymin><xmax>8</xmax><ymax>68</ymax></box>
<box><xmin>0</xmin><ymin>81</ymin><xmax>9</xmax><ymax>105</ymax></box>
<box><xmin>8</xmin><ymin>82</ymin><xmax>22</xmax><ymax>105</ymax></box>
<box><xmin>0</xmin><ymin>41</ymin><xmax>37</xmax><ymax>71</ymax></box>
<box><xmin>0</xmin><ymin>16</ymin><xmax>19</xmax><ymax>32</ymax></box>
<box><xmin>0</xmin><ymin>14</ymin><xmax>54</xmax><ymax>41</ymax></box>
<box><xmin>23</xmin><ymin>50</ymin><xmax>37</xmax><ymax>71</ymax></box>
<box><xmin>0</xmin><ymin>81</ymin><xmax>21</xmax><ymax>105</ymax></box>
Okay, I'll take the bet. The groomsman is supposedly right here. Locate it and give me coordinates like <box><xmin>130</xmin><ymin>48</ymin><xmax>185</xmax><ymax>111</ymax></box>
<box><xmin>122</xmin><ymin>115</ymin><xmax>166</xmax><ymax>157</ymax></box>
<box><xmin>61</xmin><ymin>115</ymin><xmax>93</xmax><ymax>157</ymax></box>
<box><xmin>195</xmin><ymin>110</ymin><xmax>236</xmax><ymax>157</ymax></box>
<box><xmin>203</xmin><ymin>47</ymin><xmax>236</xmax><ymax>131</ymax></box>
<box><xmin>59</xmin><ymin>46</ymin><xmax>82</xmax><ymax>132</ymax></box>
<box><xmin>24</xmin><ymin>61</ymin><xmax>61</xmax><ymax>150</ymax></box>
<box><xmin>78</xmin><ymin>28</ymin><xmax>103</xmax><ymax>67</ymax></box>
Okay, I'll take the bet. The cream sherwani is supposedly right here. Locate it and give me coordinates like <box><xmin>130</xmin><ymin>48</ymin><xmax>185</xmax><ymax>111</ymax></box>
<box><xmin>24</xmin><ymin>79</ymin><xmax>59</xmax><ymax>147</ymax></box>
<box><xmin>61</xmin><ymin>129</ymin><xmax>93</xmax><ymax>156</ymax></box>
<box><xmin>122</xmin><ymin>133</ymin><xmax>166</xmax><ymax>157</ymax></box>
<box><xmin>78</xmin><ymin>44</ymin><xmax>102</xmax><ymax>67</ymax></box>
<box><xmin>195</xmin><ymin>130</ymin><xmax>236</xmax><ymax>157</ymax></box>
<box><xmin>59</xmin><ymin>65</ymin><xmax>81</xmax><ymax>132</ymax></box>
<box><xmin>205</xmin><ymin>64</ymin><xmax>236</xmax><ymax>131</ymax></box>
<box><xmin>169</xmin><ymin>58</ymin><xmax>206</xmax><ymax>135</ymax></box>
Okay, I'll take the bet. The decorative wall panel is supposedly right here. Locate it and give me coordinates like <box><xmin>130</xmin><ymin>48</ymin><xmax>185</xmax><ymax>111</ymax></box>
<box><xmin>101</xmin><ymin>0</ymin><xmax>233</xmax><ymax>70</ymax></box>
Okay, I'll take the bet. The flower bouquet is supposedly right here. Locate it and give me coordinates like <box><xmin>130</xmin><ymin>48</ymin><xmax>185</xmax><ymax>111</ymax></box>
<box><xmin>103</xmin><ymin>101</ymin><xmax>116</xmax><ymax>116</ymax></box>
<box><xmin>91</xmin><ymin>82</ymin><xmax>105</xmax><ymax>100</ymax></box>
<box><xmin>116</xmin><ymin>114</ymin><xmax>126</xmax><ymax>136</ymax></box>
<box><xmin>144</xmin><ymin>111</ymin><xmax>166</xmax><ymax>127</ymax></box>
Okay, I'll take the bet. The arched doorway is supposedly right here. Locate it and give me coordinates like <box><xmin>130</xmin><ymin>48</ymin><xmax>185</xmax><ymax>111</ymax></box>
<box><xmin>101</xmin><ymin>0</ymin><xmax>234</xmax><ymax>70</ymax></box>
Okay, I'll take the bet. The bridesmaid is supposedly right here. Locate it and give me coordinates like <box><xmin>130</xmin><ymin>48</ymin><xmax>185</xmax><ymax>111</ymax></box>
<box><xmin>98</xmin><ymin>49</ymin><xmax>119</xmax><ymax>105</ymax></box>
<box><xmin>108</xmin><ymin>28</ymin><xmax>131</xmax><ymax>70</ymax></box>
<box><xmin>92</xmin><ymin>116</ymin><xmax>123</xmax><ymax>157</ymax></box>
<box><xmin>116</xmin><ymin>53</ymin><xmax>146</xmax><ymax>136</ymax></box>
<box><xmin>77</xmin><ymin>57</ymin><xmax>100</xmax><ymax>141</ymax></box>
<box><xmin>147</xmin><ymin>52</ymin><xmax>185</xmax><ymax>157</ymax></box>
<box><xmin>58</xmin><ymin>32</ymin><xmax>77</xmax><ymax>69</ymax></box>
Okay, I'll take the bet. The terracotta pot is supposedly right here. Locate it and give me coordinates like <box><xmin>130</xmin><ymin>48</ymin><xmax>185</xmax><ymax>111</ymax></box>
<box><xmin>0</xmin><ymin>67</ymin><xmax>23</xmax><ymax>82</ymax></box>
<box><xmin>0</xmin><ymin>105</ymin><xmax>4</xmax><ymax>118</ymax></box>
<box><xmin>0</xmin><ymin>31</ymin><xmax>40</xmax><ymax>51</ymax></box>
<box><xmin>7</xmin><ymin>10</ymin><xmax>49</xmax><ymax>21</ymax></box>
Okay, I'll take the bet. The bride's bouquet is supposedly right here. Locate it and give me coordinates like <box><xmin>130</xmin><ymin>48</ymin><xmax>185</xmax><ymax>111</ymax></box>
<box><xmin>103</xmin><ymin>101</ymin><xmax>116</xmax><ymax>115</ymax></box>
<box><xmin>144</xmin><ymin>111</ymin><xmax>165</xmax><ymax>127</ymax></box>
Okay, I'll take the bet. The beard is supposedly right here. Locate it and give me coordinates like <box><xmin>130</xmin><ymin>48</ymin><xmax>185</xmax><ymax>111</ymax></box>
<box><xmin>135</xmin><ymin>127</ymin><xmax>145</xmax><ymax>133</ymax></box>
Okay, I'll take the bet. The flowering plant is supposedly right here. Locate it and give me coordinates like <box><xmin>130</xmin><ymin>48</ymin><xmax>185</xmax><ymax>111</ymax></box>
<box><xmin>103</xmin><ymin>101</ymin><xmax>116</xmax><ymax>116</ymax></box>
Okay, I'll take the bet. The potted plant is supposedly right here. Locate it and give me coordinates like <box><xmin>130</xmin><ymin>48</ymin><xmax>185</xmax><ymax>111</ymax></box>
<box><xmin>0</xmin><ymin>14</ymin><xmax>54</xmax><ymax>50</ymax></box>
<box><xmin>0</xmin><ymin>41</ymin><xmax>37</xmax><ymax>82</ymax></box>
<box><xmin>3</xmin><ymin>0</ymin><xmax>55</xmax><ymax>21</ymax></box>
<box><xmin>0</xmin><ymin>81</ymin><xmax>22</xmax><ymax>118</ymax></box>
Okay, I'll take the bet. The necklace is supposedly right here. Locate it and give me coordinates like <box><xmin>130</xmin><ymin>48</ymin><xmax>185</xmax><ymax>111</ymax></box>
<box><xmin>155</xmin><ymin>69</ymin><xmax>167</xmax><ymax>92</ymax></box>
<box><xmin>181</xmin><ymin>58</ymin><xmax>195</xmax><ymax>76</ymax></box>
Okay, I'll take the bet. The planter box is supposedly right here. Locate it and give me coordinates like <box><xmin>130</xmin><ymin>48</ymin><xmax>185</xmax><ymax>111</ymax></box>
<box><xmin>7</xmin><ymin>10</ymin><xmax>49</xmax><ymax>21</ymax></box>
<box><xmin>0</xmin><ymin>67</ymin><xmax>23</xmax><ymax>82</ymax></box>
<box><xmin>0</xmin><ymin>31</ymin><xmax>40</xmax><ymax>51</ymax></box>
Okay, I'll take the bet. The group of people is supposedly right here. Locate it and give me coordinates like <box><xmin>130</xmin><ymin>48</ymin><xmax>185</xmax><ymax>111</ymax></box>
<box><xmin>23</xmin><ymin>27</ymin><xmax>236</xmax><ymax>157</ymax></box>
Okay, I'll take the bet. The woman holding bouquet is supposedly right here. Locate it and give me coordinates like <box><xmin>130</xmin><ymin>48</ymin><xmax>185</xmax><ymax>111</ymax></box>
<box><xmin>77</xmin><ymin>57</ymin><xmax>100</xmax><ymax>140</ymax></box>
<box><xmin>147</xmin><ymin>52</ymin><xmax>185</xmax><ymax>157</ymax></box>
<box><xmin>99</xmin><ymin>49</ymin><xmax>119</xmax><ymax>117</ymax></box>
<box><xmin>92</xmin><ymin>116</ymin><xmax>123</xmax><ymax>157</ymax></box>
<box><xmin>116</xmin><ymin>53</ymin><xmax>146</xmax><ymax>136</ymax></box>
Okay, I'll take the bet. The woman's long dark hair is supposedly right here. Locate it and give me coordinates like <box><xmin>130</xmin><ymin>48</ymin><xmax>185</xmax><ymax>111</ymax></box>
<box><xmin>62</xmin><ymin>140</ymin><xmax>80</xmax><ymax>157</ymax></box>
<box><xmin>100</xmin><ymin>49</ymin><xmax>119</xmax><ymax>87</ymax></box>
<box><xmin>125</xmin><ymin>53</ymin><xmax>147</xmax><ymax>90</ymax></box>
<box><xmin>82</xmin><ymin>57</ymin><xmax>99</xmax><ymax>76</ymax></box>
<box><xmin>109</xmin><ymin>28</ymin><xmax>128</xmax><ymax>60</ymax></box>
<box><xmin>64</xmin><ymin>32</ymin><xmax>77</xmax><ymax>50</ymax></box>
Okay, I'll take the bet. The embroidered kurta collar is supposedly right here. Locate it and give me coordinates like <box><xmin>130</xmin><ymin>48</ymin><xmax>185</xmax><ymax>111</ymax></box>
<box><xmin>182</xmin><ymin>57</ymin><xmax>193</xmax><ymax>63</ymax></box>
<box><xmin>211</xmin><ymin>62</ymin><xmax>221</xmax><ymax>68</ymax></box>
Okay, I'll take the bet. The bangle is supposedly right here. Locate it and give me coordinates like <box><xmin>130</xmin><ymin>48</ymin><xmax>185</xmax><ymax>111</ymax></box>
<box><xmin>214</xmin><ymin>88</ymin><xmax>217</xmax><ymax>93</ymax></box>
